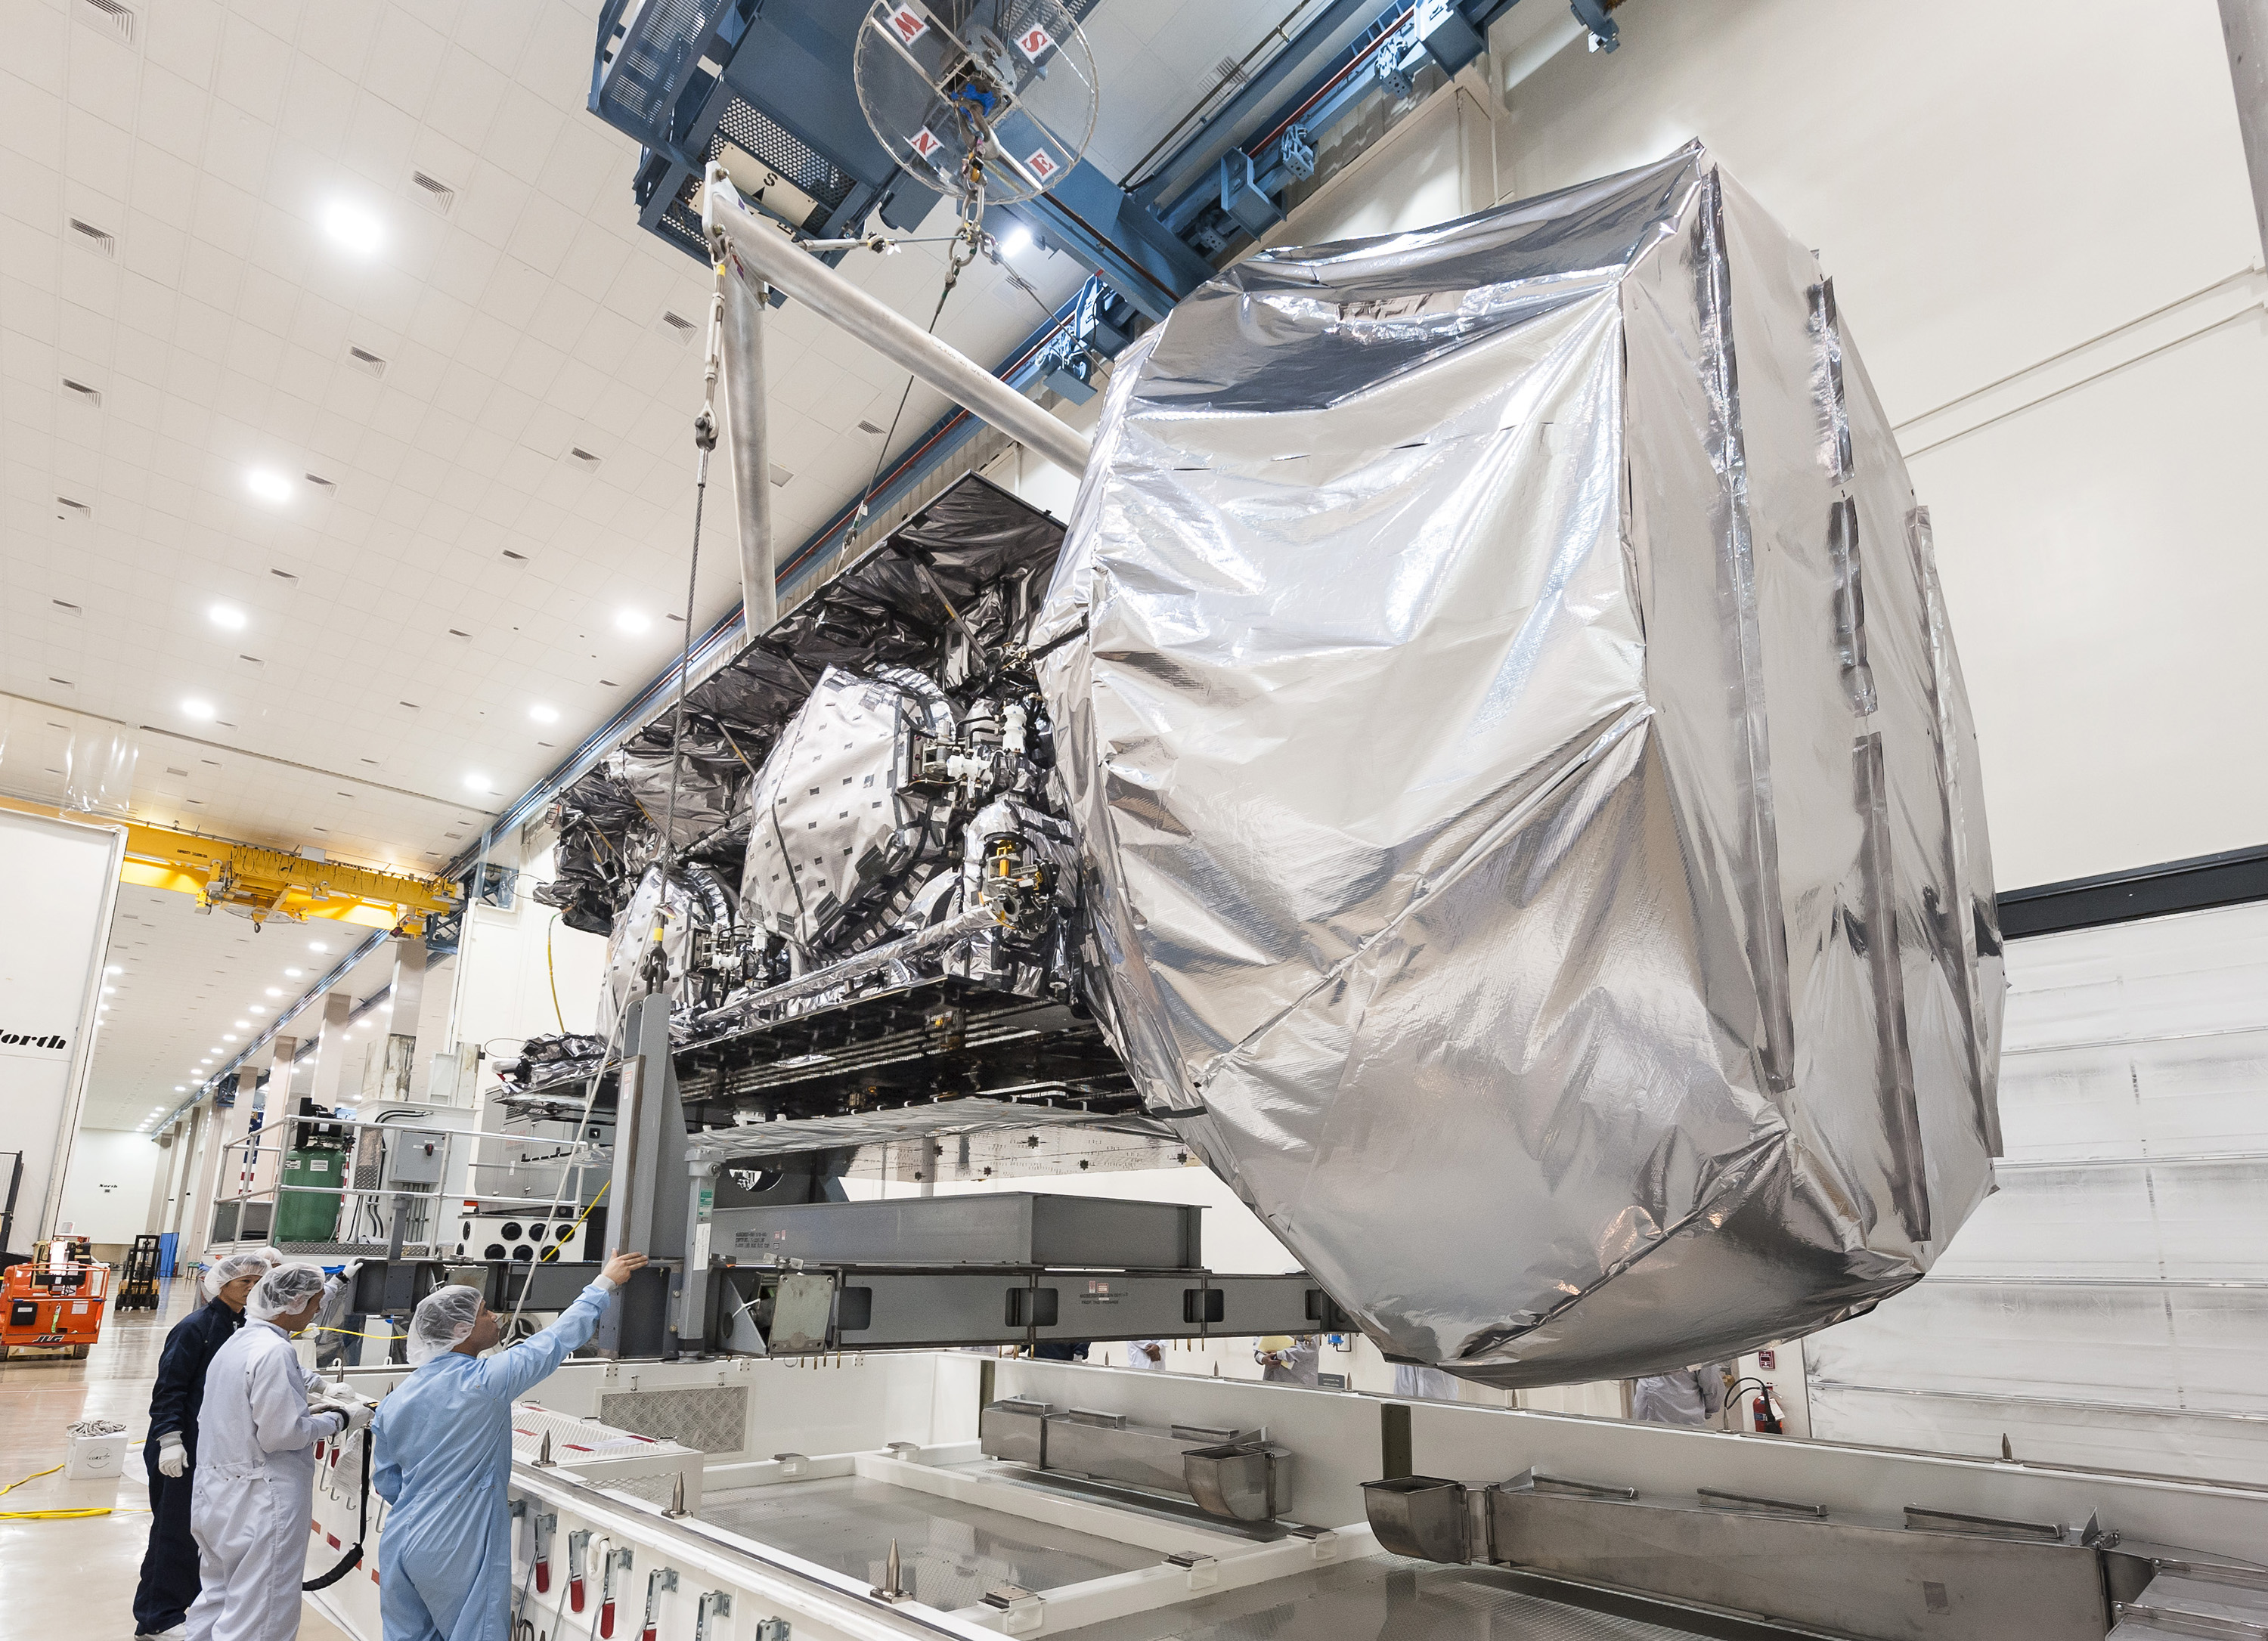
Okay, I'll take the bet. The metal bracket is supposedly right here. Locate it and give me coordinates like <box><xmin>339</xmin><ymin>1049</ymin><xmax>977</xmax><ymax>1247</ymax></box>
<box><xmin>695</xmin><ymin>1590</ymin><xmax>733</xmax><ymax>1641</ymax></box>
<box><xmin>1219</xmin><ymin>149</ymin><xmax>1285</xmax><ymax>237</ymax></box>
<box><xmin>1568</xmin><ymin>0</ymin><xmax>1621</xmax><ymax>52</ymax></box>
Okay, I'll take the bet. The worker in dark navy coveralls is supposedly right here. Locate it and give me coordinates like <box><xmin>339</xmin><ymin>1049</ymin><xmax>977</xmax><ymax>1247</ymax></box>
<box><xmin>132</xmin><ymin>1251</ymin><xmax>277</xmax><ymax>1640</ymax></box>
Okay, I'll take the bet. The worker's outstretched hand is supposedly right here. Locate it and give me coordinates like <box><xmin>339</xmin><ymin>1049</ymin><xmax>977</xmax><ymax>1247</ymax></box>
<box><xmin>600</xmin><ymin>1251</ymin><xmax>649</xmax><ymax>1286</ymax></box>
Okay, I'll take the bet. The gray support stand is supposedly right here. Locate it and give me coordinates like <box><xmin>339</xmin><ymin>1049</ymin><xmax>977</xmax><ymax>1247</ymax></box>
<box><xmin>719</xmin><ymin>250</ymin><xmax>776</xmax><ymax>635</ymax></box>
<box><xmin>2222</xmin><ymin>0</ymin><xmax>2268</xmax><ymax>262</ymax></box>
<box><xmin>596</xmin><ymin>995</ymin><xmax>688</xmax><ymax>1359</ymax></box>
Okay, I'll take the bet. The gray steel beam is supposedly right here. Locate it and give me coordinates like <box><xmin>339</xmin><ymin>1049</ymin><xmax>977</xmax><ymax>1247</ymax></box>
<box><xmin>2220</xmin><ymin>0</ymin><xmax>2268</xmax><ymax>262</ymax></box>
<box><xmin>700</xmin><ymin>166</ymin><xmax>1093</xmax><ymax>478</ymax></box>
<box><xmin>717</xmin><ymin>247</ymin><xmax>777</xmax><ymax>633</ymax></box>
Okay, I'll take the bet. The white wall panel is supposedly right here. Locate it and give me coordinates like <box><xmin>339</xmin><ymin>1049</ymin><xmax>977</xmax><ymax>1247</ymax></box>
<box><xmin>1807</xmin><ymin>903</ymin><xmax>2268</xmax><ymax>1480</ymax></box>
<box><xmin>1483</xmin><ymin>0</ymin><xmax>2266</xmax><ymax>885</ymax></box>
<box><xmin>53</xmin><ymin>1124</ymin><xmax>161</xmax><ymax>1245</ymax></box>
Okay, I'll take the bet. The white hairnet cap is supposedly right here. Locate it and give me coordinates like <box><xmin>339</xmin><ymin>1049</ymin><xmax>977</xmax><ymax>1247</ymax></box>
<box><xmin>407</xmin><ymin>1284</ymin><xmax>484</xmax><ymax>1367</ymax></box>
<box><xmin>246</xmin><ymin>1262</ymin><xmax>330</xmax><ymax>1323</ymax></box>
<box><xmin>202</xmin><ymin>1249</ymin><xmax>276</xmax><ymax>1300</ymax></box>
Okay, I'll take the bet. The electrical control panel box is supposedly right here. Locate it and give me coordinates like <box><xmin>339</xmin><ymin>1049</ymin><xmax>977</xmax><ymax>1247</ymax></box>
<box><xmin>381</xmin><ymin>1129</ymin><xmax>447</xmax><ymax>1187</ymax></box>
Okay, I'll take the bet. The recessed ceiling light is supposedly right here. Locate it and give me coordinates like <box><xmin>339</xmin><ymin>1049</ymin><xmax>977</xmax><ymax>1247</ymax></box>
<box><xmin>1000</xmin><ymin>225</ymin><xmax>1033</xmax><ymax>255</ymax></box>
<box><xmin>308</xmin><ymin>941</ymin><xmax>329</xmax><ymax>953</ymax></box>
<box><xmin>283</xmin><ymin>968</ymin><xmax>303</xmax><ymax>978</ymax></box>
<box><xmin>246</xmin><ymin>469</ymin><xmax>293</xmax><ymax>503</ymax></box>
<box><xmin>175</xmin><ymin>1085</ymin><xmax>185</xmax><ymax>1091</ymax></box>
<box><xmin>322</xmin><ymin>200</ymin><xmax>383</xmax><ymax>255</ymax></box>
<box><xmin>463</xmin><ymin>773</ymin><xmax>488</xmax><ymax>791</ymax></box>
<box><xmin>102</xmin><ymin>986</ymin><xmax>115</xmax><ymax>994</ymax></box>
<box><xmin>265</xmin><ymin>986</ymin><xmax>283</xmax><ymax>997</ymax></box>
<box><xmin>221</xmin><ymin>1034</ymin><xmax>237</xmax><ymax>1042</ymax></box>
<box><xmin>181</xmin><ymin>697</ymin><xmax>217</xmax><ymax>721</ymax></box>
<box><xmin>234</xmin><ymin>1019</ymin><xmax>249</xmax><ymax>1027</ymax></box>
<box><xmin>209</xmin><ymin>603</ymin><xmax>247</xmax><ymax>630</ymax></box>
<box><xmin>106</xmin><ymin>965</ymin><xmax>121</xmax><ymax>974</ymax></box>
<box><xmin>528</xmin><ymin>704</ymin><xmax>559</xmax><ymax>723</ymax></box>
<box><xmin>614</xmin><ymin>610</ymin><xmax>649</xmax><ymax>634</ymax></box>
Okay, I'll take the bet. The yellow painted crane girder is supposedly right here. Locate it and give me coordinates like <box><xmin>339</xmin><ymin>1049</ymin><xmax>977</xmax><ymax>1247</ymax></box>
<box><xmin>0</xmin><ymin>796</ymin><xmax>457</xmax><ymax>931</ymax></box>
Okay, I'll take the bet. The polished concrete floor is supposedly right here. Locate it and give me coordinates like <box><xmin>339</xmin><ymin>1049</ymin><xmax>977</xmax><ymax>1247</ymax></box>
<box><xmin>0</xmin><ymin>1277</ymin><xmax>353</xmax><ymax>1641</ymax></box>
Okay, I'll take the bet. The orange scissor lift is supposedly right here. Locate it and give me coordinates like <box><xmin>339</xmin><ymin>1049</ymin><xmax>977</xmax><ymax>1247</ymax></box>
<box><xmin>2</xmin><ymin>1236</ymin><xmax>111</xmax><ymax>1359</ymax></box>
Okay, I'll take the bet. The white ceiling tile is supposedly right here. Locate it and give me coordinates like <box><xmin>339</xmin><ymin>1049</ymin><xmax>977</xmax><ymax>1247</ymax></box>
<box><xmin>420</xmin><ymin>47</ymin><xmax>507</xmax><ymax>155</ymax></box>
<box><xmin>212</xmin><ymin>14</ymin><xmax>293</xmax><ymax>122</ymax></box>
<box><xmin>64</xmin><ymin>26</ymin><xmax>142</xmax><ymax>133</ymax></box>
<box><xmin>361</xmin><ymin>3</ymin><xmax>449</xmax><ymax>121</ymax></box>
<box><xmin>116</xmin><ymin>272</ymin><xmax>178</xmax><ymax>342</ymax></box>
<box><xmin>533</xmin><ymin>116</ymin><xmax>616</xmax><ymax>215</ymax></box>
<box><xmin>503</xmin><ymin>187</ymin><xmax>579</xmax><ymax>268</ymax></box>
<box><xmin>294</xmin><ymin>0</ymin><xmax>376</xmax><ymax>82</ymax></box>
<box><xmin>125</xmin><ymin>140</ymin><xmax>199</xmax><ymax>231</ymax></box>
<box><xmin>485</xmin><ymin>82</ymin><xmax>568</xmax><ymax>187</ymax></box>
<box><xmin>340</xmin><ymin>88</ymin><xmax>421</xmax><ymax>197</ymax></box>
<box><xmin>516</xmin><ymin>0</ymin><xmax>600</xmax><ymax>102</ymax></box>
<box><xmin>453</xmin><ymin>0</ymin><xmax>544</xmax><ymax>77</ymax></box>
<box><xmin>59</xmin><ymin>293</ymin><xmax>119</xmax><ymax>358</ymax></box>
<box><xmin>64</xmin><ymin>108</ymin><xmax>138</xmax><ymax>189</ymax></box>
<box><xmin>0</xmin><ymin>213</ymin><xmax>63</xmax><ymax>295</ymax></box>
<box><xmin>201</xmin><ymin>104</ymin><xmax>275</xmax><ymax>195</ymax></box>
<box><xmin>0</xmin><ymin>70</ymin><xmax>66</xmax><ymax>171</ymax></box>
<box><xmin>233</xmin><ymin>265</ymin><xmax>299</xmax><ymax>338</ymax></box>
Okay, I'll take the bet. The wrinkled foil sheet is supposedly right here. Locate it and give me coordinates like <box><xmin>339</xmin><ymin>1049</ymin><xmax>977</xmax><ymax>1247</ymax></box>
<box><xmin>1033</xmin><ymin>143</ymin><xmax>2004</xmax><ymax>1386</ymax></box>
<box><xmin>739</xmin><ymin>667</ymin><xmax>950</xmax><ymax>951</ymax></box>
<box><xmin>534</xmin><ymin>474</ymin><xmax>1061</xmax><ymax>937</ymax></box>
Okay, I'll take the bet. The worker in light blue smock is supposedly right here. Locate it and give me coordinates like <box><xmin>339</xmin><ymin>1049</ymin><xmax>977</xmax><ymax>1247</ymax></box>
<box><xmin>371</xmin><ymin>1251</ymin><xmax>646</xmax><ymax>1641</ymax></box>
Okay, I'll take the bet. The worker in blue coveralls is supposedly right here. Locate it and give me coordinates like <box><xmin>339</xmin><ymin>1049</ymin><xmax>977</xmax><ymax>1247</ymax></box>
<box><xmin>131</xmin><ymin>1249</ymin><xmax>276</xmax><ymax>1640</ymax></box>
<box><xmin>372</xmin><ymin>1250</ymin><xmax>646</xmax><ymax>1641</ymax></box>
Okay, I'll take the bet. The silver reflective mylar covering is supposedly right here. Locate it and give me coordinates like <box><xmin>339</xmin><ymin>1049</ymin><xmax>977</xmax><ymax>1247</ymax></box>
<box><xmin>1033</xmin><ymin>143</ymin><xmax>2004</xmax><ymax>1386</ymax></box>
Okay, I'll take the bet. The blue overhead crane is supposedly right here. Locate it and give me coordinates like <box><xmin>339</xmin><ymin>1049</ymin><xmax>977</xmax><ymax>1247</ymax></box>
<box><xmin>583</xmin><ymin>0</ymin><xmax>1619</xmax><ymax>592</ymax></box>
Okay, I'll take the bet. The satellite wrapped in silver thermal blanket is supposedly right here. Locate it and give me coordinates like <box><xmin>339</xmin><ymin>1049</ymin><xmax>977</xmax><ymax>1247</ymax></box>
<box><xmin>1032</xmin><ymin>143</ymin><xmax>2005</xmax><ymax>1386</ymax></box>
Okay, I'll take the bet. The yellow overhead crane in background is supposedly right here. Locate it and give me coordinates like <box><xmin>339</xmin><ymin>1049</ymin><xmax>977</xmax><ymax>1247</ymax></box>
<box><xmin>0</xmin><ymin>795</ymin><xmax>457</xmax><ymax>933</ymax></box>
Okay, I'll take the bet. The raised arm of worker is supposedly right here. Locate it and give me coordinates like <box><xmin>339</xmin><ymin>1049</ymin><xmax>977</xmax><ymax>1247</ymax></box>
<box><xmin>370</xmin><ymin>1252</ymin><xmax>651</xmax><ymax>1641</ymax></box>
<box><xmin>372</xmin><ymin>1250</ymin><xmax>645</xmax><ymax>1505</ymax></box>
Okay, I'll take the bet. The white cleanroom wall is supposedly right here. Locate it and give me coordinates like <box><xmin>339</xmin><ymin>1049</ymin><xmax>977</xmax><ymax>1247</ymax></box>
<box><xmin>0</xmin><ymin>807</ymin><xmax>123</xmax><ymax>1243</ymax></box>
<box><xmin>1485</xmin><ymin>0</ymin><xmax>2264</xmax><ymax>887</ymax></box>
<box><xmin>53</xmin><ymin>1126</ymin><xmax>161</xmax><ymax>1251</ymax></box>
<box><xmin>1805</xmin><ymin>901</ymin><xmax>2268</xmax><ymax>1483</ymax></box>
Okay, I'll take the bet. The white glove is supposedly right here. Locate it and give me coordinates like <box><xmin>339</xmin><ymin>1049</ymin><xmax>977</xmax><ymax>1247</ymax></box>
<box><xmin>328</xmin><ymin>1400</ymin><xmax>374</xmax><ymax>1435</ymax></box>
<box><xmin>305</xmin><ymin>1373</ymin><xmax>335</xmax><ymax>1403</ymax></box>
<box><xmin>157</xmin><ymin>1432</ymin><xmax>187</xmax><ymax>1478</ymax></box>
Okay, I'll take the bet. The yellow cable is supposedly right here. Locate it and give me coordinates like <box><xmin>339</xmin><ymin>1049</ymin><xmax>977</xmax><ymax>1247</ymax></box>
<box><xmin>0</xmin><ymin>1464</ymin><xmax>63</xmax><ymax>1497</ymax></box>
<box><xmin>537</xmin><ymin>1181</ymin><xmax>609</xmax><ymax>1263</ymax></box>
<box><xmin>0</xmin><ymin>1506</ymin><xmax>150</xmax><ymax>1519</ymax></box>
<box><xmin>546</xmin><ymin>913</ymin><xmax>567</xmax><ymax>1032</ymax></box>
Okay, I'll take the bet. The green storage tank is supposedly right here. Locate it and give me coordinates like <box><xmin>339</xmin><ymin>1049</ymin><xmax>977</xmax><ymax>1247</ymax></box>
<box><xmin>277</xmin><ymin>1147</ymin><xmax>345</xmax><ymax>1243</ymax></box>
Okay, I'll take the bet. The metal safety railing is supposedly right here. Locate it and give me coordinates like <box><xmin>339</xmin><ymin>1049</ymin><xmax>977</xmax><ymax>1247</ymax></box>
<box><xmin>209</xmin><ymin>1115</ymin><xmax>609</xmax><ymax>1259</ymax></box>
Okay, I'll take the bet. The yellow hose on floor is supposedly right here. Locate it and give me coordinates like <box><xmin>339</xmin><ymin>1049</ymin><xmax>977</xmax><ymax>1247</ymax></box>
<box><xmin>0</xmin><ymin>1464</ymin><xmax>62</xmax><ymax>1497</ymax></box>
<box><xmin>0</xmin><ymin>1506</ymin><xmax>150</xmax><ymax>1520</ymax></box>
<box><xmin>0</xmin><ymin>1463</ymin><xmax>151</xmax><ymax>1520</ymax></box>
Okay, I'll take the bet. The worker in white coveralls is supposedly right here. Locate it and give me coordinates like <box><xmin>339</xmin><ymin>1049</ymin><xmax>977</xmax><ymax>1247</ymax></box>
<box><xmin>1631</xmin><ymin>1363</ymin><xmax>1734</xmax><ymax>1426</ymax></box>
<box><xmin>187</xmin><ymin>1264</ymin><xmax>374</xmax><ymax>1641</ymax></box>
<box><xmin>372</xmin><ymin>1250</ymin><xmax>646</xmax><ymax>1641</ymax></box>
